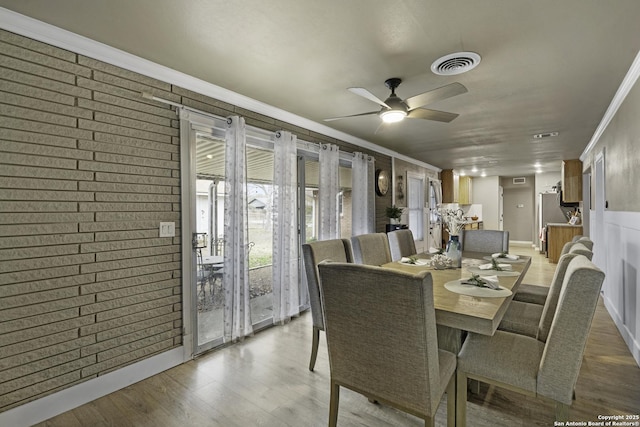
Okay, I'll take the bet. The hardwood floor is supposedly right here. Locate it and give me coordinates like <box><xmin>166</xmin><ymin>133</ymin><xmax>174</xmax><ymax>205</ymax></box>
<box><xmin>36</xmin><ymin>245</ymin><xmax>640</xmax><ymax>426</ymax></box>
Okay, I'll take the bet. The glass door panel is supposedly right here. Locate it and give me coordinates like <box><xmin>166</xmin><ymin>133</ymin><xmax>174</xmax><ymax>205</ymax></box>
<box><xmin>339</xmin><ymin>165</ymin><xmax>352</xmax><ymax>239</ymax></box>
<box><xmin>194</xmin><ymin>132</ymin><xmax>225</xmax><ymax>349</ymax></box>
<box><xmin>246</xmin><ymin>145</ymin><xmax>274</xmax><ymax>327</ymax></box>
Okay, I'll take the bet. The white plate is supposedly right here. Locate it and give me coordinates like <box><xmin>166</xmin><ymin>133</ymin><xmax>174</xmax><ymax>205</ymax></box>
<box><xmin>444</xmin><ymin>279</ymin><xmax>512</xmax><ymax>298</ymax></box>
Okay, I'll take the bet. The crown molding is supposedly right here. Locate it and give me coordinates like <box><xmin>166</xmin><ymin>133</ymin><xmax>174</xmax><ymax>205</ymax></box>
<box><xmin>0</xmin><ymin>7</ymin><xmax>440</xmax><ymax>172</ymax></box>
<box><xmin>580</xmin><ymin>48</ymin><xmax>640</xmax><ymax>162</ymax></box>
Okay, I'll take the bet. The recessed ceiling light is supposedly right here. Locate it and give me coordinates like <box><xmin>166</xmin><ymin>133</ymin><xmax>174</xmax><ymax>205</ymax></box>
<box><xmin>534</xmin><ymin>162</ymin><xmax>541</xmax><ymax>168</ymax></box>
<box><xmin>460</xmin><ymin>171</ymin><xmax>466</xmax><ymax>176</ymax></box>
<box><xmin>471</xmin><ymin>167</ymin><xmax>478</xmax><ymax>173</ymax></box>
<box><xmin>481</xmin><ymin>172</ymin><xmax>487</xmax><ymax>177</ymax></box>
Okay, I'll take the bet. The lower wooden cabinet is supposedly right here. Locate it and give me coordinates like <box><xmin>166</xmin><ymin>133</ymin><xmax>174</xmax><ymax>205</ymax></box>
<box><xmin>547</xmin><ymin>224</ymin><xmax>583</xmax><ymax>263</ymax></box>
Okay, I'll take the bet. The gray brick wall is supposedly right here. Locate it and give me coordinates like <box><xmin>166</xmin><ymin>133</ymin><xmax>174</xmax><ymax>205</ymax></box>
<box><xmin>0</xmin><ymin>29</ymin><xmax>181</xmax><ymax>411</ymax></box>
<box><xmin>0</xmin><ymin>28</ymin><xmax>392</xmax><ymax>412</ymax></box>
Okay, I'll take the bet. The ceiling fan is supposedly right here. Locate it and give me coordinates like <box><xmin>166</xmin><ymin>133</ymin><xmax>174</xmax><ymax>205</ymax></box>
<box><xmin>324</xmin><ymin>78</ymin><xmax>467</xmax><ymax>124</ymax></box>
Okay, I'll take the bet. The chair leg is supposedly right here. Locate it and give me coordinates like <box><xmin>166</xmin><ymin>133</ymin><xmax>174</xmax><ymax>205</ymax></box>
<box><xmin>329</xmin><ymin>380</ymin><xmax>340</xmax><ymax>427</ymax></box>
<box><xmin>456</xmin><ymin>371</ymin><xmax>468</xmax><ymax>427</ymax></box>
<box><xmin>555</xmin><ymin>402</ymin><xmax>570</xmax><ymax>422</ymax></box>
<box><xmin>446</xmin><ymin>374</ymin><xmax>456</xmax><ymax>427</ymax></box>
<box><xmin>309</xmin><ymin>326</ymin><xmax>320</xmax><ymax>371</ymax></box>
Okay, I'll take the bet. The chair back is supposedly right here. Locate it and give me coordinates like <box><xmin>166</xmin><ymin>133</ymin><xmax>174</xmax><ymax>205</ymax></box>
<box><xmin>460</xmin><ymin>229</ymin><xmax>509</xmax><ymax>253</ymax></box>
<box><xmin>559</xmin><ymin>241</ymin><xmax>575</xmax><ymax>257</ymax></box>
<box><xmin>301</xmin><ymin>239</ymin><xmax>353</xmax><ymax>331</ymax></box>
<box><xmin>568</xmin><ymin>242</ymin><xmax>593</xmax><ymax>260</ymax></box>
<box><xmin>536</xmin><ymin>252</ymin><xmax>579</xmax><ymax>342</ymax></box>
<box><xmin>575</xmin><ymin>236</ymin><xmax>594</xmax><ymax>250</ymax></box>
<box><xmin>351</xmin><ymin>233</ymin><xmax>392</xmax><ymax>265</ymax></box>
<box><xmin>537</xmin><ymin>256</ymin><xmax>605</xmax><ymax>405</ymax></box>
<box><xmin>317</xmin><ymin>262</ymin><xmax>442</xmax><ymax>416</ymax></box>
<box><xmin>387</xmin><ymin>229</ymin><xmax>417</xmax><ymax>261</ymax></box>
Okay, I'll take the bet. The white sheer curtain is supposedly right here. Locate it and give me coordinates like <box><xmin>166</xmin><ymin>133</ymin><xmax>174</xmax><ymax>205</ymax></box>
<box><xmin>351</xmin><ymin>152</ymin><xmax>375</xmax><ymax>236</ymax></box>
<box><xmin>272</xmin><ymin>131</ymin><xmax>299</xmax><ymax>324</ymax></box>
<box><xmin>319</xmin><ymin>143</ymin><xmax>340</xmax><ymax>240</ymax></box>
<box><xmin>223</xmin><ymin>116</ymin><xmax>253</xmax><ymax>342</ymax></box>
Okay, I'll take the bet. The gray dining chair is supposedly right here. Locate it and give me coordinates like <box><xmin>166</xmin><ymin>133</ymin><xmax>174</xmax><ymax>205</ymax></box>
<box><xmin>575</xmin><ymin>237</ymin><xmax>594</xmax><ymax>251</ymax></box>
<box><xmin>351</xmin><ymin>232</ymin><xmax>393</xmax><ymax>265</ymax></box>
<box><xmin>301</xmin><ymin>239</ymin><xmax>353</xmax><ymax>371</ymax></box>
<box><xmin>317</xmin><ymin>262</ymin><xmax>456</xmax><ymax>427</ymax></box>
<box><xmin>460</xmin><ymin>229</ymin><xmax>509</xmax><ymax>253</ymax></box>
<box><xmin>456</xmin><ymin>256</ymin><xmax>605</xmax><ymax>425</ymax></box>
<box><xmin>514</xmin><ymin>241</ymin><xmax>576</xmax><ymax>305</ymax></box>
<box><xmin>387</xmin><ymin>229</ymin><xmax>417</xmax><ymax>261</ymax></box>
<box><xmin>569</xmin><ymin>242</ymin><xmax>593</xmax><ymax>260</ymax></box>
<box><xmin>499</xmin><ymin>252</ymin><xmax>579</xmax><ymax>338</ymax></box>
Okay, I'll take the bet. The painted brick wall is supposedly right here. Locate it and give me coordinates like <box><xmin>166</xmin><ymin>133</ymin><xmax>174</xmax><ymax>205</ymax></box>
<box><xmin>0</xmin><ymin>28</ymin><xmax>392</xmax><ymax>412</ymax></box>
<box><xmin>0</xmin><ymin>29</ymin><xmax>182</xmax><ymax>411</ymax></box>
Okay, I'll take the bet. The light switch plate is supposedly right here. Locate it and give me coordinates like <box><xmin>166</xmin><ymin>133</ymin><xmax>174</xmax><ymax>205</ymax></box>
<box><xmin>159</xmin><ymin>222</ymin><xmax>175</xmax><ymax>237</ymax></box>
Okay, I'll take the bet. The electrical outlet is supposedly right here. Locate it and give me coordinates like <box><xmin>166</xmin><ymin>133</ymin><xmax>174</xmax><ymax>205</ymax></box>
<box><xmin>159</xmin><ymin>222</ymin><xmax>175</xmax><ymax>237</ymax></box>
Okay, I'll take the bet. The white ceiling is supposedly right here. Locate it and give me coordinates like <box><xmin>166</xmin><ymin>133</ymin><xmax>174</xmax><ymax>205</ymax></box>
<box><xmin>2</xmin><ymin>0</ymin><xmax>640</xmax><ymax>177</ymax></box>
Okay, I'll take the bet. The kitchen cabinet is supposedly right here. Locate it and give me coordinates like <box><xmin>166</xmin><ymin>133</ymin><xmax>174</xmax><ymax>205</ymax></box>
<box><xmin>547</xmin><ymin>223</ymin><xmax>583</xmax><ymax>263</ymax></box>
<box><xmin>562</xmin><ymin>159</ymin><xmax>582</xmax><ymax>203</ymax></box>
<box><xmin>441</xmin><ymin>170</ymin><xmax>472</xmax><ymax>204</ymax></box>
<box><xmin>458</xmin><ymin>176</ymin><xmax>473</xmax><ymax>204</ymax></box>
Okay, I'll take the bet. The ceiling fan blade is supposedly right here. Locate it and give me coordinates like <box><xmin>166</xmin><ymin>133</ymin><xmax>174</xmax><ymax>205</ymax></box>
<box><xmin>323</xmin><ymin>111</ymin><xmax>380</xmax><ymax>122</ymax></box>
<box><xmin>404</xmin><ymin>82</ymin><xmax>468</xmax><ymax>111</ymax></box>
<box><xmin>407</xmin><ymin>108</ymin><xmax>459</xmax><ymax>123</ymax></box>
<box><xmin>348</xmin><ymin>87</ymin><xmax>390</xmax><ymax>108</ymax></box>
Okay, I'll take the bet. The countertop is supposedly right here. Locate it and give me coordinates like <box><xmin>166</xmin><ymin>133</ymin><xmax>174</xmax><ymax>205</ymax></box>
<box><xmin>547</xmin><ymin>223</ymin><xmax>582</xmax><ymax>227</ymax></box>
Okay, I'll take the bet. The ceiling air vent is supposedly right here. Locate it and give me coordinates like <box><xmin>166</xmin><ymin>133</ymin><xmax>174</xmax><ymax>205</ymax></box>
<box><xmin>513</xmin><ymin>177</ymin><xmax>526</xmax><ymax>184</ymax></box>
<box><xmin>431</xmin><ymin>52</ymin><xmax>481</xmax><ymax>76</ymax></box>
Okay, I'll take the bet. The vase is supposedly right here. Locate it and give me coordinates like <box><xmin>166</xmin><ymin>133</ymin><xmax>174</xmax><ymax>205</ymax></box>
<box><xmin>445</xmin><ymin>235</ymin><xmax>462</xmax><ymax>268</ymax></box>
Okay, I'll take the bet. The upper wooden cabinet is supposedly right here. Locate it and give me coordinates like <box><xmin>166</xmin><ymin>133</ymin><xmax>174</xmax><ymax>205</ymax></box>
<box><xmin>562</xmin><ymin>159</ymin><xmax>582</xmax><ymax>203</ymax></box>
<box><xmin>458</xmin><ymin>176</ymin><xmax>473</xmax><ymax>205</ymax></box>
<box><xmin>441</xmin><ymin>169</ymin><xmax>472</xmax><ymax>204</ymax></box>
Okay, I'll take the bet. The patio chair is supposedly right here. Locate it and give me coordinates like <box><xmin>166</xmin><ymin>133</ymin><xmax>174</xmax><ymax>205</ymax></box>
<box><xmin>301</xmin><ymin>239</ymin><xmax>353</xmax><ymax>371</ymax></box>
<box><xmin>387</xmin><ymin>229</ymin><xmax>417</xmax><ymax>261</ymax></box>
<box><xmin>317</xmin><ymin>262</ymin><xmax>456</xmax><ymax>427</ymax></box>
<box><xmin>460</xmin><ymin>229</ymin><xmax>509</xmax><ymax>253</ymax></box>
<box><xmin>351</xmin><ymin>233</ymin><xmax>392</xmax><ymax>265</ymax></box>
<box><xmin>456</xmin><ymin>256</ymin><xmax>605</xmax><ymax>425</ymax></box>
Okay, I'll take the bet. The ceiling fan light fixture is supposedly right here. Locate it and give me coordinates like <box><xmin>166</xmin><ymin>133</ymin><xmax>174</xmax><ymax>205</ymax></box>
<box><xmin>380</xmin><ymin>109</ymin><xmax>407</xmax><ymax>123</ymax></box>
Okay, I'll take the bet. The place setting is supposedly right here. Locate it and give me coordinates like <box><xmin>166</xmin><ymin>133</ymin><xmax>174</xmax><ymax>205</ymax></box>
<box><xmin>444</xmin><ymin>273</ymin><xmax>513</xmax><ymax>298</ymax></box>
<box><xmin>482</xmin><ymin>251</ymin><xmax>526</xmax><ymax>263</ymax></box>
<box><xmin>466</xmin><ymin>257</ymin><xmax>520</xmax><ymax>277</ymax></box>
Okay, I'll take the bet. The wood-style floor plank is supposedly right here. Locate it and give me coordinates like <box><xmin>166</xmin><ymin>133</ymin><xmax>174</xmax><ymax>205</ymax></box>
<box><xmin>33</xmin><ymin>245</ymin><xmax>640</xmax><ymax>426</ymax></box>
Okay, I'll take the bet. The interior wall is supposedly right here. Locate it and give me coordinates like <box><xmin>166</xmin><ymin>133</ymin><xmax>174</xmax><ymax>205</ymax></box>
<box><xmin>0</xmin><ymin>28</ymin><xmax>392</xmax><ymax>414</ymax></box>
<box><xmin>582</xmin><ymin>75</ymin><xmax>640</xmax><ymax>366</ymax></box>
<box><xmin>471</xmin><ymin>176</ymin><xmax>500</xmax><ymax>230</ymax></box>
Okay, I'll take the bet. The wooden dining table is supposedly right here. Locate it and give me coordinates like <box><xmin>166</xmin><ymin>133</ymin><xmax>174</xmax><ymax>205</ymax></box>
<box><xmin>381</xmin><ymin>251</ymin><xmax>531</xmax><ymax>353</ymax></box>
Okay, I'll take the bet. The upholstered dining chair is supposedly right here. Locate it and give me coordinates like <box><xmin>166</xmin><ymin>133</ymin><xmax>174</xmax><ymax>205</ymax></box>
<box><xmin>351</xmin><ymin>232</ymin><xmax>393</xmax><ymax>265</ymax></box>
<box><xmin>387</xmin><ymin>229</ymin><xmax>417</xmax><ymax>261</ymax></box>
<box><xmin>460</xmin><ymin>229</ymin><xmax>509</xmax><ymax>253</ymax></box>
<box><xmin>568</xmin><ymin>242</ymin><xmax>593</xmax><ymax>260</ymax></box>
<box><xmin>499</xmin><ymin>252</ymin><xmax>579</xmax><ymax>338</ymax></box>
<box><xmin>317</xmin><ymin>262</ymin><xmax>456</xmax><ymax>427</ymax></box>
<box><xmin>575</xmin><ymin>237</ymin><xmax>594</xmax><ymax>251</ymax></box>
<box><xmin>301</xmin><ymin>239</ymin><xmax>353</xmax><ymax>371</ymax></box>
<box><xmin>514</xmin><ymin>241</ymin><xmax>576</xmax><ymax>305</ymax></box>
<box><xmin>456</xmin><ymin>256</ymin><xmax>605</xmax><ymax>425</ymax></box>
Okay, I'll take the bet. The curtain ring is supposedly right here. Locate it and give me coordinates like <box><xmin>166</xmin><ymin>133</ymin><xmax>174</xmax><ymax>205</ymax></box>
<box><xmin>275</xmin><ymin>131</ymin><xmax>282</xmax><ymax>138</ymax></box>
<box><xmin>226</xmin><ymin>117</ymin><xmax>233</xmax><ymax>125</ymax></box>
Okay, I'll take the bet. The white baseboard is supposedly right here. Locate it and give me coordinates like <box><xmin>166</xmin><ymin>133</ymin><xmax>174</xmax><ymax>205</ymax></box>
<box><xmin>510</xmin><ymin>240</ymin><xmax>533</xmax><ymax>245</ymax></box>
<box><xmin>0</xmin><ymin>347</ymin><xmax>185</xmax><ymax>427</ymax></box>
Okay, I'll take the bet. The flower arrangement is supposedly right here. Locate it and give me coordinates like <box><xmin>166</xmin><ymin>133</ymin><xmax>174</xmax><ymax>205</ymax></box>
<box><xmin>438</xmin><ymin>207</ymin><xmax>466</xmax><ymax>236</ymax></box>
<box><xmin>430</xmin><ymin>253</ymin><xmax>454</xmax><ymax>270</ymax></box>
